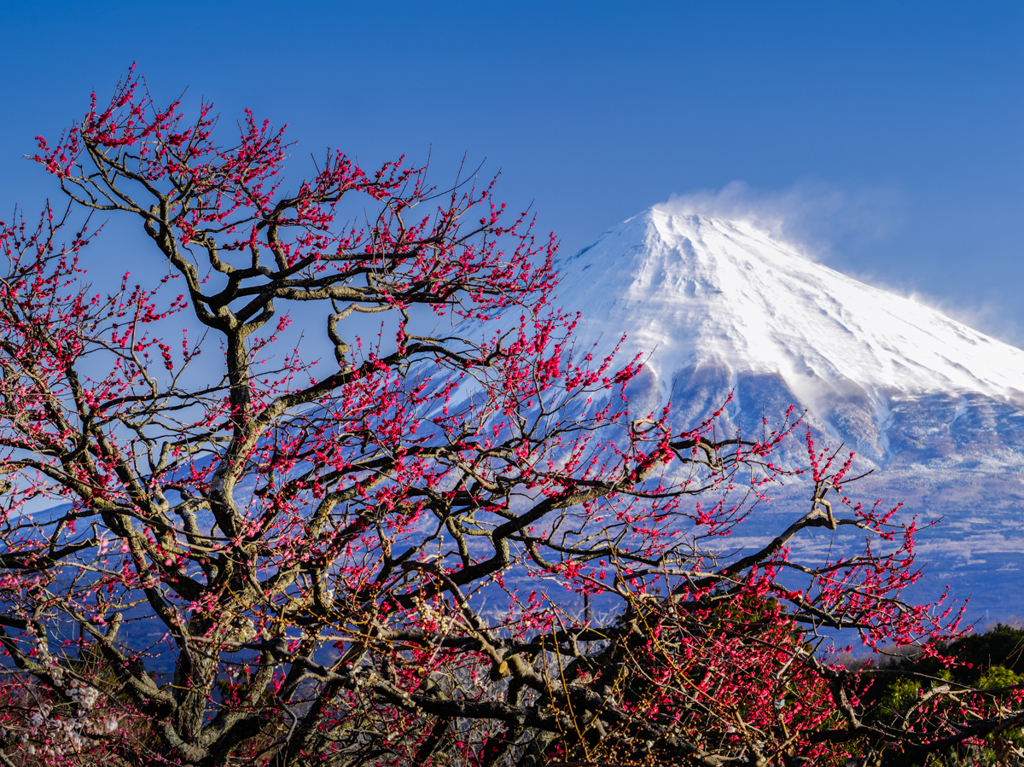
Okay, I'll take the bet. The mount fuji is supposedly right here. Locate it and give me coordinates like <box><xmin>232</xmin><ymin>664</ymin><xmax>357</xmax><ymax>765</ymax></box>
<box><xmin>556</xmin><ymin>208</ymin><xmax>1024</xmax><ymax>623</ymax></box>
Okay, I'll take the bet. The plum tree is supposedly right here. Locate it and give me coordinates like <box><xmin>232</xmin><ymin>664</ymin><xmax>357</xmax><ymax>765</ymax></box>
<box><xmin>0</xmin><ymin>69</ymin><xmax>1018</xmax><ymax>766</ymax></box>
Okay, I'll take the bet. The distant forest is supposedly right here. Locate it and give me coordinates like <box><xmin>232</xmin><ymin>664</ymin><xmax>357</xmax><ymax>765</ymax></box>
<box><xmin>863</xmin><ymin>624</ymin><xmax>1024</xmax><ymax>766</ymax></box>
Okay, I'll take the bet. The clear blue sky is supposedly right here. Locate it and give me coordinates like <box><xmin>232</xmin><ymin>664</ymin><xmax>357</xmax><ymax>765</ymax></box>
<box><xmin>2</xmin><ymin>1</ymin><xmax>1021</xmax><ymax>342</ymax></box>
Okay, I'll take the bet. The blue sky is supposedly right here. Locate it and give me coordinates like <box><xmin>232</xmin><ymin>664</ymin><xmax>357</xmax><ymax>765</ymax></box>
<box><xmin>2</xmin><ymin>1</ymin><xmax>1021</xmax><ymax>342</ymax></box>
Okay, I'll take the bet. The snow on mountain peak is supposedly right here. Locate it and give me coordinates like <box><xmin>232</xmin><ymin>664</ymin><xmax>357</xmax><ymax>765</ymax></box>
<box><xmin>548</xmin><ymin>208</ymin><xmax>1024</xmax><ymax>626</ymax></box>
<box><xmin>555</xmin><ymin>208</ymin><xmax>1024</xmax><ymax>408</ymax></box>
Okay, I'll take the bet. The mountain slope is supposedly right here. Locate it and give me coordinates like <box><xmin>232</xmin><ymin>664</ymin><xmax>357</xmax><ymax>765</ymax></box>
<box><xmin>556</xmin><ymin>209</ymin><xmax>1024</xmax><ymax>623</ymax></box>
<box><xmin>558</xmin><ymin>209</ymin><xmax>1024</xmax><ymax>467</ymax></box>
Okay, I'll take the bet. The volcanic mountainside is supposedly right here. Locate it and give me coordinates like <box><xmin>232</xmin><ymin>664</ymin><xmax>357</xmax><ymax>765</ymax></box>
<box><xmin>554</xmin><ymin>208</ymin><xmax>1024</xmax><ymax>623</ymax></box>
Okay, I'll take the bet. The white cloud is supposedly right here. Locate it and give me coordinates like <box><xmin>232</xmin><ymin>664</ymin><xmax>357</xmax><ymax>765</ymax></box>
<box><xmin>654</xmin><ymin>179</ymin><xmax>904</xmax><ymax>261</ymax></box>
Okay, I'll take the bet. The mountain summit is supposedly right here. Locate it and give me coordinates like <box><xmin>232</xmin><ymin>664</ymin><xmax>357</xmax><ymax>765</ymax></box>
<box><xmin>557</xmin><ymin>208</ymin><xmax>1024</xmax><ymax>622</ymax></box>
<box><xmin>558</xmin><ymin>208</ymin><xmax>1024</xmax><ymax>467</ymax></box>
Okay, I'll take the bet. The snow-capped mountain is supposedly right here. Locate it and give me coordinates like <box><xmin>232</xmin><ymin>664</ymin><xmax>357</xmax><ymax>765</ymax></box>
<box><xmin>557</xmin><ymin>208</ymin><xmax>1024</xmax><ymax>623</ymax></box>
<box><xmin>558</xmin><ymin>209</ymin><xmax>1024</xmax><ymax>466</ymax></box>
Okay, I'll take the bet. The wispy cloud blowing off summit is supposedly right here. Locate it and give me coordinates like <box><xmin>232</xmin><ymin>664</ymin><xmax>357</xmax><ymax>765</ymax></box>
<box><xmin>654</xmin><ymin>180</ymin><xmax>904</xmax><ymax>261</ymax></box>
